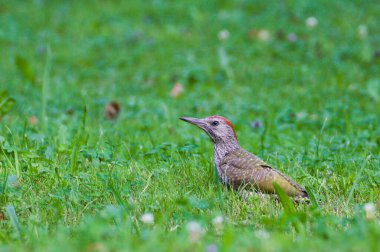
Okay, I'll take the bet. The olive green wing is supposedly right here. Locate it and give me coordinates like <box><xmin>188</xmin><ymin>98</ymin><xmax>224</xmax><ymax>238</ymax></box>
<box><xmin>220</xmin><ymin>150</ymin><xmax>308</xmax><ymax>197</ymax></box>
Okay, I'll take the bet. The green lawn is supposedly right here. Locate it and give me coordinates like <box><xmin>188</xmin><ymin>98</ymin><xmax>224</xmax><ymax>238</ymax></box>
<box><xmin>1</xmin><ymin>0</ymin><xmax>379</xmax><ymax>251</ymax></box>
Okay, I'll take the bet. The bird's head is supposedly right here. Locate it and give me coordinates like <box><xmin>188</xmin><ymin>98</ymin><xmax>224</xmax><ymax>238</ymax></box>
<box><xmin>180</xmin><ymin>115</ymin><xmax>238</xmax><ymax>144</ymax></box>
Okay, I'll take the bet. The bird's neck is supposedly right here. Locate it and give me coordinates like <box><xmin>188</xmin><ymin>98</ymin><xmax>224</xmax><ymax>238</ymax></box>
<box><xmin>213</xmin><ymin>138</ymin><xmax>240</xmax><ymax>166</ymax></box>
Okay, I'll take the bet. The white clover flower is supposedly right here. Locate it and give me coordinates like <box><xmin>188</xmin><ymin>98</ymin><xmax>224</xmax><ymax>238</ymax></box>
<box><xmin>258</xmin><ymin>30</ymin><xmax>270</xmax><ymax>41</ymax></box>
<box><xmin>287</xmin><ymin>33</ymin><xmax>297</xmax><ymax>42</ymax></box>
<box><xmin>364</xmin><ymin>202</ymin><xmax>376</xmax><ymax>220</ymax></box>
<box><xmin>296</xmin><ymin>111</ymin><xmax>307</xmax><ymax>119</ymax></box>
<box><xmin>187</xmin><ymin>221</ymin><xmax>204</xmax><ymax>242</ymax></box>
<box><xmin>255</xmin><ymin>229</ymin><xmax>270</xmax><ymax>239</ymax></box>
<box><xmin>306</xmin><ymin>17</ymin><xmax>318</xmax><ymax>28</ymax></box>
<box><xmin>358</xmin><ymin>25</ymin><xmax>368</xmax><ymax>39</ymax></box>
<box><xmin>212</xmin><ymin>215</ymin><xmax>224</xmax><ymax>229</ymax></box>
<box><xmin>140</xmin><ymin>213</ymin><xmax>154</xmax><ymax>224</ymax></box>
<box><xmin>218</xmin><ymin>29</ymin><xmax>230</xmax><ymax>41</ymax></box>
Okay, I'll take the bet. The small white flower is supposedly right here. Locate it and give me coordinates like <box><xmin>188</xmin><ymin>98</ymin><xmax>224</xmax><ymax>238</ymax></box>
<box><xmin>364</xmin><ymin>202</ymin><xmax>376</xmax><ymax>220</ymax></box>
<box><xmin>218</xmin><ymin>29</ymin><xmax>230</xmax><ymax>41</ymax></box>
<box><xmin>186</xmin><ymin>221</ymin><xmax>204</xmax><ymax>242</ymax></box>
<box><xmin>212</xmin><ymin>216</ymin><xmax>224</xmax><ymax>228</ymax></box>
<box><xmin>287</xmin><ymin>33</ymin><xmax>297</xmax><ymax>42</ymax></box>
<box><xmin>306</xmin><ymin>17</ymin><xmax>318</xmax><ymax>28</ymax></box>
<box><xmin>255</xmin><ymin>229</ymin><xmax>270</xmax><ymax>239</ymax></box>
<box><xmin>187</xmin><ymin>221</ymin><xmax>202</xmax><ymax>232</ymax></box>
<box><xmin>258</xmin><ymin>29</ymin><xmax>270</xmax><ymax>41</ymax></box>
<box><xmin>140</xmin><ymin>213</ymin><xmax>154</xmax><ymax>224</ymax></box>
<box><xmin>326</xmin><ymin>170</ymin><xmax>333</xmax><ymax>177</ymax></box>
<box><xmin>358</xmin><ymin>25</ymin><xmax>368</xmax><ymax>39</ymax></box>
<box><xmin>296</xmin><ymin>111</ymin><xmax>307</xmax><ymax>119</ymax></box>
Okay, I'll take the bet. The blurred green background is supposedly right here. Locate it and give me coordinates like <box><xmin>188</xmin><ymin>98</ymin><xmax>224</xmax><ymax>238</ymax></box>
<box><xmin>0</xmin><ymin>0</ymin><xmax>379</xmax><ymax>251</ymax></box>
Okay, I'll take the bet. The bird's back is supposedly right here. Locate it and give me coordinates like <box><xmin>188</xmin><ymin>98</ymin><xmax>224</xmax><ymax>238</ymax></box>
<box><xmin>218</xmin><ymin>149</ymin><xmax>308</xmax><ymax>198</ymax></box>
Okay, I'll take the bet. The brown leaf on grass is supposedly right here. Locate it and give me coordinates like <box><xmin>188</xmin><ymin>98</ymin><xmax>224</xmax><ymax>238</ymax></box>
<box><xmin>104</xmin><ymin>101</ymin><xmax>121</xmax><ymax>120</ymax></box>
<box><xmin>85</xmin><ymin>242</ymin><xmax>108</xmax><ymax>252</ymax></box>
<box><xmin>276</xmin><ymin>29</ymin><xmax>285</xmax><ymax>40</ymax></box>
<box><xmin>374</xmin><ymin>50</ymin><xmax>380</xmax><ymax>59</ymax></box>
<box><xmin>170</xmin><ymin>82</ymin><xmax>184</xmax><ymax>98</ymax></box>
<box><xmin>66</xmin><ymin>108</ymin><xmax>75</xmax><ymax>115</ymax></box>
<box><xmin>0</xmin><ymin>211</ymin><xmax>5</xmax><ymax>221</ymax></box>
<box><xmin>29</xmin><ymin>116</ymin><xmax>38</xmax><ymax>125</ymax></box>
<box><xmin>248</xmin><ymin>29</ymin><xmax>257</xmax><ymax>39</ymax></box>
<box><xmin>249</xmin><ymin>29</ymin><xmax>271</xmax><ymax>41</ymax></box>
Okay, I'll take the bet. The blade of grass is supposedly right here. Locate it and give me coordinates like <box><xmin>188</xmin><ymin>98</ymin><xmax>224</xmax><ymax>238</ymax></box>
<box><xmin>315</xmin><ymin>117</ymin><xmax>328</xmax><ymax>160</ymax></box>
<box><xmin>70</xmin><ymin>106</ymin><xmax>87</xmax><ymax>174</ymax></box>
<box><xmin>347</xmin><ymin>155</ymin><xmax>371</xmax><ymax>204</ymax></box>
<box><xmin>305</xmin><ymin>186</ymin><xmax>319</xmax><ymax>207</ymax></box>
<box><xmin>41</xmin><ymin>45</ymin><xmax>51</xmax><ymax>132</ymax></box>
<box><xmin>273</xmin><ymin>182</ymin><xmax>296</xmax><ymax>214</ymax></box>
<box><xmin>1</xmin><ymin>169</ymin><xmax>9</xmax><ymax>205</ymax></box>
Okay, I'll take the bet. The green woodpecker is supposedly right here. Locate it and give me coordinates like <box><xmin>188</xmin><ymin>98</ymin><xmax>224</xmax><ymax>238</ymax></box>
<box><xmin>180</xmin><ymin>115</ymin><xmax>308</xmax><ymax>200</ymax></box>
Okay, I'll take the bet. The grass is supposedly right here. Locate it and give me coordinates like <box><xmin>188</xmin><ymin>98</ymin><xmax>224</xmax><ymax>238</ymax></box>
<box><xmin>0</xmin><ymin>0</ymin><xmax>380</xmax><ymax>251</ymax></box>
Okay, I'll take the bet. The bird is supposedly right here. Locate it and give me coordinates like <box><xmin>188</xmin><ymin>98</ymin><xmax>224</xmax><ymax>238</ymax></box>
<box><xmin>180</xmin><ymin>115</ymin><xmax>309</xmax><ymax>200</ymax></box>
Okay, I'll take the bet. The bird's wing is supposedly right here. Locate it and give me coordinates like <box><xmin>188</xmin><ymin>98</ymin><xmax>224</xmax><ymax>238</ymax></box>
<box><xmin>220</xmin><ymin>150</ymin><xmax>308</xmax><ymax>197</ymax></box>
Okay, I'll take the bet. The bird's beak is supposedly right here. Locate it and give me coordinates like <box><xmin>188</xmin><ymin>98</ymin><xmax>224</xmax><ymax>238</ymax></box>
<box><xmin>179</xmin><ymin>117</ymin><xmax>207</xmax><ymax>129</ymax></box>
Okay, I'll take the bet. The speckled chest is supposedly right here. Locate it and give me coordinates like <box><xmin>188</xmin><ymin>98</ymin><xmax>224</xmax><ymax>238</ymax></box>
<box><xmin>214</xmin><ymin>150</ymin><xmax>232</xmax><ymax>184</ymax></box>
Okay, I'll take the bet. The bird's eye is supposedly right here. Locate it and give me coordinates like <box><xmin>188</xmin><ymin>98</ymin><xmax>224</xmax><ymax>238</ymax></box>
<box><xmin>211</xmin><ymin>121</ymin><xmax>219</xmax><ymax>126</ymax></box>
